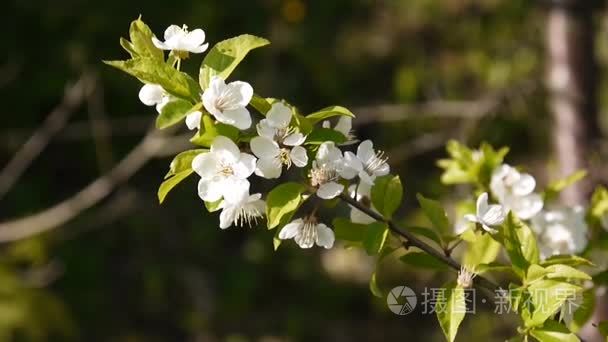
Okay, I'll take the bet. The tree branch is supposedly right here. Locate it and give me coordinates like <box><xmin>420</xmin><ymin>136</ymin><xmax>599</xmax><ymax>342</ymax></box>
<box><xmin>338</xmin><ymin>193</ymin><xmax>500</xmax><ymax>292</ymax></box>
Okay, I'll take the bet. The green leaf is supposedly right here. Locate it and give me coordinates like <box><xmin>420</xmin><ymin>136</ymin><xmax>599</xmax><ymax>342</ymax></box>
<box><xmin>293</xmin><ymin>113</ymin><xmax>313</xmax><ymax>135</ymax></box>
<box><xmin>120</xmin><ymin>37</ymin><xmax>138</xmax><ymax>58</ymax></box>
<box><xmin>169</xmin><ymin>149</ymin><xmax>206</xmax><ymax>175</ymax></box>
<box><xmin>540</xmin><ymin>255</ymin><xmax>594</xmax><ymax>268</ymax></box>
<box><xmin>156</xmin><ymin>101</ymin><xmax>201</xmax><ymax>129</ymax></box>
<box><xmin>199</xmin><ymin>34</ymin><xmax>270</xmax><ymax>89</ymax></box>
<box><xmin>463</xmin><ymin>231</ymin><xmax>501</xmax><ymax>267</ymax></box>
<box><xmin>128</xmin><ymin>17</ymin><xmax>164</xmax><ymax>60</ymax></box>
<box><xmin>249</xmin><ymin>94</ymin><xmax>271</xmax><ymax>115</ymax></box>
<box><xmin>568</xmin><ymin>289</ymin><xmax>595</xmax><ymax>333</ymax></box>
<box><xmin>416</xmin><ymin>194</ymin><xmax>450</xmax><ymax>235</ymax></box>
<box><xmin>266</xmin><ymin>183</ymin><xmax>306</xmax><ymax>229</ymax></box>
<box><xmin>436</xmin><ymin>281</ymin><xmax>467</xmax><ymax>342</ymax></box>
<box><xmin>305</xmin><ymin>106</ymin><xmax>355</xmax><ymax>124</ymax></box>
<box><xmin>371</xmin><ymin>175</ymin><xmax>403</xmax><ymax>218</ymax></box>
<box><xmin>526</xmin><ymin>280</ymin><xmax>581</xmax><ymax>327</ymax></box>
<box><xmin>369</xmin><ymin>271</ymin><xmax>383</xmax><ymax>298</ymax></box>
<box><xmin>408</xmin><ymin>226</ymin><xmax>443</xmax><ymax>246</ymax></box>
<box><xmin>332</xmin><ymin>218</ymin><xmax>367</xmax><ymax>242</ymax></box>
<box><xmin>204</xmin><ymin>199</ymin><xmax>222</xmax><ymax>213</ymax></box>
<box><xmin>190</xmin><ymin>114</ymin><xmax>240</xmax><ymax>147</ymax></box>
<box><xmin>363</xmin><ymin>222</ymin><xmax>388</xmax><ymax>255</ymax></box>
<box><xmin>544</xmin><ymin>170</ymin><xmax>587</xmax><ymax>203</ymax></box>
<box><xmin>305</xmin><ymin>127</ymin><xmax>347</xmax><ymax>145</ymax></box>
<box><xmin>598</xmin><ymin>321</ymin><xmax>608</xmax><ymax>337</ymax></box>
<box><xmin>500</xmin><ymin>212</ymin><xmax>539</xmax><ymax>278</ymax></box>
<box><xmin>104</xmin><ymin>58</ymin><xmax>201</xmax><ymax>101</ymax></box>
<box><xmin>158</xmin><ymin>169</ymin><xmax>193</xmax><ymax>204</ymax></box>
<box><xmin>399</xmin><ymin>252</ymin><xmax>447</xmax><ymax>270</ymax></box>
<box><xmin>544</xmin><ymin>264</ymin><xmax>591</xmax><ymax>281</ymax></box>
<box><xmin>475</xmin><ymin>262</ymin><xmax>516</xmax><ymax>276</ymax></box>
<box><xmin>530</xmin><ymin>320</ymin><xmax>580</xmax><ymax>342</ymax></box>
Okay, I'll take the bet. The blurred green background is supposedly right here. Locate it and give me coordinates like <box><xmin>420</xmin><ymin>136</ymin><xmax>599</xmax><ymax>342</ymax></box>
<box><xmin>1</xmin><ymin>0</ymin><xmax>606</xmax><ymax>341</ymax></box>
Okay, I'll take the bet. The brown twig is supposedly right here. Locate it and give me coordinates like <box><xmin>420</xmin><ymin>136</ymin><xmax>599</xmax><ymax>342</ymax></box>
<box><xmin>338</xmin><ymin>193</ymin><xmax>500</xmax><ymax>292</ymax></box>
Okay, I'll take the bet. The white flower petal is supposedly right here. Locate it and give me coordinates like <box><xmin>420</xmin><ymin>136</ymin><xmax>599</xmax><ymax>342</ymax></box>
<box><xmin>294</xmin><ymin>232</ymin><xmax>314</xmax><ymax>249</ymax></box>
<box><xmin>290</xmin><ymin>146</ymin><xmax>308</xmax><ymax>167</ymax></box>
<box><xmin>513</xmin><ymin>174</ymin><xmax>536</xmax><ymax>196</ymax></box>
<box><xmin>222</xmin><ymin>81</ymin><xmax>254</xmax><ymax>109</ymax></box>
<box><xmin>316</xmin><ymin>141</ymin><xmax>342</xmax><ymax>164</ymax></box>
<box><xmin>279</xmin><ymin>219</ymin><xmax>303</xmax><ymax>240</ymax></box>
<box><xmin>266</xmin><ymin>103</ymin><xmax>293</xmax><ymax>129</ymax></box>
<box><xmin>463</xmin><ymin>214</ymin><xmax>479</xmax><ymax>223</ymax></box>
<box><xmin>192</xmin><ymin>152</ymin><xmax>220</xmax><ymax>179</ymax></box>
<box><xmin>215</xmin><ymin>107</ymin><xmax>252</xmax><ymax>130</ymax></box>
<box><xmin>222</xmin><ymin>178</ymin><xmax>250</xmax><ymax>204</ymax></box>
<box><xmin>233</xmin><ymin>153</ymin><xmax>257</xmax><ymax>179</ymax></box>
<box><xmin>356</xmin><ymin>140</ymin><xmax>375</xmax><ymax>164</ymax></box>
<box><xmin>255</xmin><ymin>157</ymin><xmax>282</xmax><ymax>179</ymax></box>
<box><xmin>250</xmin><ymin>136</ymin><xmax>280</xmax><ymax>159</ymax></box>
<box><xmin>481</xmin><ymin>224</ymin><xmax>498</xmax><ymax>234</ymax></box>
<box><xmin>510</xmin><ymin>193</ymin><xmax>543</xmax><ymax>220</ymax></box>
<box><xmin>164</xmin><ymin>25</ymin><xmax>182</xmax><ymax>40</ymax></box>
<box><xmin>256</xmin><ymin>120</ymin><xmax>277</xmax><ymax>140</ymax></box>
<box><xmin>283</xmin><ymin>132</ymin><xmax>305</xmax><ymax>146</ymax></box>
<box><xmin>152</xmin><ymin>36</ymin><xmax>169</xmax><ymax>50</ymax></box>
<box><xmin>211</xmin><ymin>136</ymin><xmax>241</xmax><ymax>163</ymax></box>
<box><xmin>482</xmin><ymin>204</ymin><xmax>506</xmax><ymax>226</ymax></box>
<box><xmin>198</xmin><ymin>178</ymin><xmax>223</xmax><ymax>202</ymax></box>
<box><xmin>185</xmin><ymin>111</ymin><xmax>202</xmax><ymax>130</ymax></box>
<box><xmin>315</xmin><ymin>224</ymin><xmax>335</xmax><ymax>249</ymax></box>
<box><xmin>476</xmin><ymin>192</ymin><xmax>489</xmax><ymax>217</ymax></box>
<box><xmin>138</xmin><ymin>84</ymin><xmax>165</xmax><ymax>106</ymax></box>
<box><xmin>340</xmin><ymin>152</ymin><xmax>362</xmax><ymax>179</ymax></box>
<box><xmin>219</xmin><ymin>205</ymin><xmax>237</xmax><ymax>229</ymax></box>
<box><xmin>334</xmin><ymin>116</ymin><xmax>352</xmax><ymax>136</ymax></box>
<box><xmin>186</xmin><ymin>28</ymin><xmax>206</xmax><ymax>46</ymax></box>
<box><xmin>358</xmin><ymin>170</ymin><xmax>375</xmax><ymax>185</ymax></box>
<box><xmin>317</xmin><ymin>182</ymin><xmax>344</xmax><ymax>199</ymax></box>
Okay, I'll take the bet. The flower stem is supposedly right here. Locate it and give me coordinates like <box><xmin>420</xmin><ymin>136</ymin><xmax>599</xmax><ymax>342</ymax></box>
<box><xmin>338</xmin><ymin>193</ymin><xmax>500</xmax><ymax>292</ymax></box>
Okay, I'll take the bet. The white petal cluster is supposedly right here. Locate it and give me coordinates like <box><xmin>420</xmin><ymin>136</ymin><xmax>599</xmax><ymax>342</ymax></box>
<box><xmin>139</xmin><ymin>84</ymin><xmax>170</xmax><ymax>113</ymax></box>
<box><xmin>192</xmin><ymin>136</ymin><xmax>256</xmax><ymax>202</ymax></box>
<box><xmin>531</xmin><ymin>206</ymin><xmax>588</xmax><ymax>260</ymax></box>
<box><xmin>310</xmin><ymin>142</ymin><xmax>345</xmax><ymax>199</ymax></box>
<box><xmin>348</xmin><ymin>182</ymin><xmax>378</xmax><ymax>224</ymax></box>
<box><xmin>464</xmin><ymin>192</ymin><xmax>506</xmax><ymax>234</ymax></box>
<box><xmin>202</xmin><ymin>76</ymin><xmax>253</xmax><ymax>130</ymax></box>
<box><xmin>279</xmin><ymin>217</ymin><xmax>335</xmax><ymax>249</ymax></box>
<box><xmin>490</xmin><ymin>164</ymin><xmax>543</xmax><ymax>220</ymax></box>
<box><xmin>152</xmin><ymin>25</ymin><xmax>209</xmax><ymax>54</ymax></box>
<box><xmin>341</xmin><ymin>140</ymin><xmax>389</xmax><ymax>185</ymax></box>
<box><xmin>185</xmin><ymin>111</ymin><xmax>203</xmax><ymax>131</ymax></box>
<box><xmin>218</xmin><ymin>181</ymin><xmax>265</xmax><ymax>229</ymax></box>
<box><xmin>250</xmin><ymin>103</ymin><xmax>308</xmax><ymax>179</ymax></box>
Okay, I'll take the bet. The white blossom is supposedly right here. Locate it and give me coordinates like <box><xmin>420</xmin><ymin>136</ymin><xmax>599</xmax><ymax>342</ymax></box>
<box><xmin>278</xmin><ymin>217</ymin><xmax>335</xmax><ymax>249</ymax></box>
<box><xmin>531</xmin><ymin>206</ymin><xmax>588</xmax><ymax>260</ymax></box>
<box><xmin>457</xmin><ymin>266</ymin><xmax>476</xmax><ymax>288</ymax></box>
<box><xmin>217</xmin><ymin>181</ymin><xmax>265</xmax><ymax>229</ymax></box>
<box><xmin>309</xmin><ymin>142</ymin><xmax>345</xmax><ymax>199</ymax></box>
<box><xmin>192</xmin><ymin>136</ymin><xmax>256</xmax><ymax>202</ymax></box>
<box><xmin>138</xmin><ymin>84</ymin><xmax>170</xmax><ymax>113</ymax></box>
<box><xmin>202</xmin><ymin>76</ymin><xmax>253</xmax><ymax>130</ymax></box>
<box><xmin>490</xmin><ymin>164</ymin><xmax>543</xmax><ymax>220</ymax></box>
<box><xmin>152</xmin><ymin>25</ymin><xmax>209</xmax><ymax>54</ymax></box>
<box><xmin>185</xmin><ymin>111</ymin><xmax>203</xmax><ymax>130</ymax></box>
<box><xmin>322</xmin><ymin>116</ymin><xmax>355</xmax><ymax>143</ymax></box>
<box><xmin>348</xmin><ymin>182</ymin><xmax>377</xmax><ymax>224</ymax></box>
<box><xmin>341</xmin><ymin>140</ymin><xmax>389</xmax><ymax>185</ymax></box>
<box><xmin>250</xmin><ymin>103</ymin><xmax>308</xmax><ymax>178</ymax></box>
<box><xmin>464</xmin><ymin>192</ymin><xmax>506</xmax><ymax>234</ymax></box>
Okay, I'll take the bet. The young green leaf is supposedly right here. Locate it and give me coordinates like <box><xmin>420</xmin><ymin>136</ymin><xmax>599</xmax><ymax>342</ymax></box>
<box><xmin>128</xmin><ymin>17</ymin><xmax>164</xmax><ymax>60</ymax></box>
<box><xmin>399</xmin><ymin>252</ymin><xmax>447</xmax><ymax>270</ymax></box>
<box><xmin>204</xmin><ymin>199</ymin><xmax>223</xmax><ymax>213</ymax></box>
<box><xmin>526</xmin><ymin>280</ymin><xmax>581</xmax><ymax>327</ymax></box>
<box><xmin>544</xmin><ymin>170</ymin><xmax>587</xmax><ymax>203</ymax></box>
<box><xmin>332</xmin><ymin>218</ymin><xmax>367</xmax><ymax>242</ymax></box>
<box><xmin>305</xmin><ymin>127</ymin><xmax>347</xmax><ymax>145</ymax></box>
<box><xmin>104</xmin><ymin>57</ymin><xmax>201</xmax><ymax>102</ymax></box>
<box><xmin>266</xmin><ymin>183</ymin><xmax>306</xmax><ymax>229</ymax></box>
<box><xmin>568</xmin><ymin>289</ymin><xmax>595</xmax><ymax>333</ymax></box>
<box><xmin>169</xmin><ymin>149</ymin><xmax>207</xmax><ymax>175</ymax></box>
<box><xmin>500</xmin><ymin>212</ymin><xmax>540</xmax><ymax>278</ymax></box>
<box><xmin>540</xmin><ymin>255</ymin><xmax>594</xmax><ymax>268</ymax></box>
<box><xmin>369</xmin><ymin>271</ymin><xmax>383</xmax><ymax>298</ymax></box>
<box><xmin>190</xmin><ymin>114</ymin><xmax>240</xmax><ymax>147</ymax></box>
<box><xmin>249</xmin><ymin>94</ymin><xmax>272</xmax><ymax>115</ymax></box>
<box><xmin>156</xmin><ymin>101</ymin><xmax>201</xmax><ymax>129</ymax></box>
<box><xmin>463</xmin><ymin>231</ymin><xmax>501</xmax><ymax>267</ymax></box>
<box><xmin>158</xmin><ymin>169</ymin><xmax>194</xmax><ymax>204</ymax></box>
<box><xmin>305</xmin><ymin>106</ymin><xmax>355</xmax><ymax>124</ymax></box>
<box><xmin>416</xmin><ymin>194</ymin><xmax>450</xmax><ymax>235</ymax></box>
<box><xmin>436</xmin><ymin>281</ymin><xmax>467</xmax><ymax>342</ymax></box>
<box><xmin>363</xmin><ymin>222</ymin><xmax>388</xmax><ymax>255</ymax></box>
<box><xmin>199</xmin><ymin>34</ymin><xmax>270</xmax><ymax>89</ymax></box>
<box><xmin>529</xmin><ymin>320</ymin><xmax>580</xmax><ymax>342</ymax></box>
<box><xmin>371</xmin><ymin>175</ymin><xmax>403</xmax><ymax>218</ymax></box>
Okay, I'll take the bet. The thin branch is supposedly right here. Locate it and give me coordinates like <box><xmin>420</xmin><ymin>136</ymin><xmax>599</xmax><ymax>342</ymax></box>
<box><xmin>0</xmin><ymin>127</ymin><xmax>175</xmax><ymax>242</ymax></box>
<box><xmin>86</xmin><ymin>76</ymin><xmax>114</xmax><ymax>172</ymax></box>
<box><xmin>338</xmin><ymin>193</ymin><xmax>500</xmax><ymax>292</ymax></box>
<box><xmin>0</xmin><ymin>74</ymin><xmax>94</xmax><ymax>200</ymax></box>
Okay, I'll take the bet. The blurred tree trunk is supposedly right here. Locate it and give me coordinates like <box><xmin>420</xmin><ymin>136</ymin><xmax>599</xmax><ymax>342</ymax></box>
<box><xmin>546</xmin><ymin>0</ymin><xmax>599</xmax><ymax>206</ymax></box>
<box><xmin>545</xmin><ymin>2</ymin><xmax>606</xmax><ymax>341</ymax></box>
